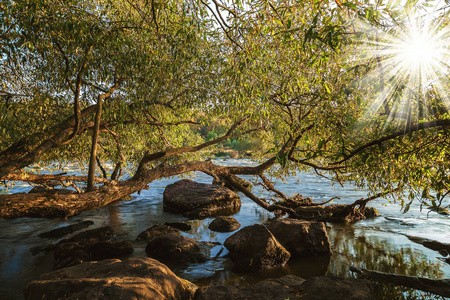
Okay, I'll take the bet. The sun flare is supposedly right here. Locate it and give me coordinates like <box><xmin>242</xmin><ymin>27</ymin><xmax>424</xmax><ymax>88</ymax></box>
<box><xmin>355</xmin><ymin>9</ymin><xmax>450</xmax><ymax>128</ymax></box>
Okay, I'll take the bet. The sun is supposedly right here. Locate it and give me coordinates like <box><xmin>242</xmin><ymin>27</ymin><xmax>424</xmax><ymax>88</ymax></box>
<box><xmin>355</xmin><ymin>9</ymin><xmax>450</xmax><ymax>128</ymax></box>
<box><xmin>396</xmin><ymin>22</ymin><xmax>443</xmax><ymax>73</ymax></box>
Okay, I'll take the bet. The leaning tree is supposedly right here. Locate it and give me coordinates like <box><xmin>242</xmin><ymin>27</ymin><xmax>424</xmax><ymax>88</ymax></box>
<box><xmin>1</xmin><ymin>0</ymin><xmax>448</xmax><ymax>218</ymax></box>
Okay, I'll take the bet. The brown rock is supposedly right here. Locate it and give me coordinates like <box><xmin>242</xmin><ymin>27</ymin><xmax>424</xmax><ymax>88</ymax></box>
<box><xmin>297</xmin><ymin>276</ymin><xmax>373</xmax><ymax>300</ymax></box>
<box><xmin>145</xmin><ymin>233</ymin><xmax>207</xmax><ymax>267</ymax></box>
<box><xmin>136</xmin><ymin>224</ymin><xmax>181</xmax><ymax>241</ymax></box>
<box><xmin>24</xmin><ymin>257</ymin><xmax>197</xmax><ymax>300</ymax></box>
<box><xmin>163</xmin><ymin>179</ymin><xmax>241</xmax><ymax>219</ymax></box>
<box><xmin>165</xmin><ymin>222</ymin><xmax>192</xmax><ymax>231</ymax></box>
<box><xmin>89</xmin><ymin>240</ymin><xmax>134</xmax><ymax>260</ymax></box>
<box><xmin>267</xmin><ymin>218</ymin><xmax>331</xmax><ymax>257</ymax></box>
<box><xmin>194</xmin><ymin>275</ymin><xmax>305</xmax><ymax>300</ymax></box>
<box><xmin>224</xmin><ymin>224</ymin><xmax>290</xmax><ymax>271</ymax></box>
<box><xmin>208</xmin><ymin>216</ymin><xmax>241</xmax><ymax>232</ymax></box>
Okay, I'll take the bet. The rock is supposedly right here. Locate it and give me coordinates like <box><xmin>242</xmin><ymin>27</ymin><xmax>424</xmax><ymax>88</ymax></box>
<box><xmin>53</xmin><ymin>242</ymin><xmax>91</xmax><ymax>268</ymax></box>
<box><xmin>224</xmin><ymin>224</ymin><xmax>290</xmax><ymax>271</ymax></box>
<box><xmin>54</xmin><ymin>240</ymin><xmax>134</xmax><ymax>269</ymax></box>
<box><xmin>293</xmin><ymin>205</ymin><xmax>380</xmax><ymax>223</ymax></box>
<box><xmin>267</xmin><ymin>218</ymin><xmax>331</xmax><ymax>257</ymax></box>
<box><xmin>297</xmin><ymin>276</ymin><xmax>373</xmax><ymax>300</ymax></box>
<box><xmin>163</xmin><ymin>179</ymin><xmax>241</xmax><ymax>218</ymax></box>
<box><xmin>165</xmin><ymin>222</ymin><xmax>192</xmax><ymax>231</ymax></box>
<box><xmin>24</xmin><ymin>257</ymin><xmax>197</xmax><ymax>300</ymax></box>
<box><xmin>208</xmin><ymin>216</ymin><xmax>241</xmax><ymax>232</ymax></box>
<box><xmin>194</xmin><ymin>275</ymin><xmax>306</xmax><ymax>300</ymax></box>
<box><xmin>89</xmin><ymin>241</ymin><xmax>134</xmax><ymax>260</ymax></box>
<box><xmin>38</xmin><ymin>220</ymin><xmax>94</xmax><ymax>238</ymax></box>
<box><xmin>64</xmin><ymin>226</ymin><xmax>115</xmax><ymax>244</ymax></box>
<box><xmin>212</xmin><ymin>175</ymin><xmax>252</xmax><ymax>192</ymax></box>
<box><xmin>145</xmin><ymin>233</ymin><xmax>208</xmax><ymax>267</ymax></box>
<box><xmin>136</xmin><ymin>224</ymin><xmax>181</xmax><ymax>241</ymax></box>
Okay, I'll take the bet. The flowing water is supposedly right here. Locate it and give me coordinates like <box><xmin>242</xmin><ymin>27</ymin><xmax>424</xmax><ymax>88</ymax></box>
<box><xmin>1</xmin><ymin>158</ymin><xmax>449</xmax><ymax>299</ymax></box>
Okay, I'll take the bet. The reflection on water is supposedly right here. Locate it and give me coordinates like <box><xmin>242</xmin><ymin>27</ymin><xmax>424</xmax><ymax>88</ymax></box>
<box><xmin>1</xmin><ymin>159</ymin><xmax>449</xmax><ymax>299</ymax></box>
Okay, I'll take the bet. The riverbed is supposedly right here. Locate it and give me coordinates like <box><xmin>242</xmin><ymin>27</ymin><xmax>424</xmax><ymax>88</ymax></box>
<box><xmin>1</xmin><ymin>158</ymin><xmax>449</xmax><ymax>299</ymax></box>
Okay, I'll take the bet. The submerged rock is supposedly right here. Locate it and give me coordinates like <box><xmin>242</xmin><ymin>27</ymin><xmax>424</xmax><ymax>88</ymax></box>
<box><xmin>165</xmin><ymin>222</ymin><xmax>192</xmax><ymax>231</ymax></box>
<box><xmin>194</xmin><ymin>275</ymin><xmax>305</xmax><ymax>300</ymax></box>
<box><xmin>38</xmin><ymin>220</ymin><xmax>95</xmax><ymax>238</ymax></box>
<box><xmin>194</xmin><ymin>275</ymin><xmax>373</xmax><ymax>300</ymax></box>
<box><xmin>24</xmin><ymin>257</ymin><xmax>197</xmax><ymax>300</ymax></box>
<box><xmin>224</xmin><ymin>224</ymin><xmax>290</xmax><ymax>271</ymax></box>
<box><xmin>163</xmin><ymin>179</ymin><xmax>241</xmax><ymax>218</ymax></box>
<box><xmin>298</xmin><ymin>276</ymin><xmax>373</xmax><ymax>300</ymax></box>
<box><xmin>145</xmin><ymin>233</ymin><xmax>208</xmax><ymax>268</ymax></box>
<box><xmin>267</xmin><ymin>218</ymin><xmax>331</xmax><ymax>257</ymax></box>
<box><xmin>208</xmin><ymin>216</ymin><xmax>241</xmax><ymax>232</ymax></box>
<box><xmin>136</xmin><ymin>224</ymin><xmax>181</xmax><ymax>241</ymax></box>
<box><xmin>52</xmin><ymin>226</ymin><xmax>133</xmax><ymax>269</ymax></box>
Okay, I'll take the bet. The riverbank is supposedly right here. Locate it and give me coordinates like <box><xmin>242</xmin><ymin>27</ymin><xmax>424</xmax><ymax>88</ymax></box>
<box><xmin>1</xmin><ymin>159</ymin><xmax>449</xmax><ymax>299</ymax></box>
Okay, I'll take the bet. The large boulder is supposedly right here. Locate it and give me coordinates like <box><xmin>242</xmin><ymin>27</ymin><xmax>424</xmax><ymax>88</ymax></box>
<box><xmin>208</xmin><ymin>216</ymin><xmax>241</xmax><ymax>232</ymax></box>
<box><xmin>224</xmin><ymin>224</ymin><xmax>290</xmax><ymax>271</ymax></box>
<box><xmin>193</xmin><ymin>275</ymin><xmax>373</xmax><ymax>300</ymax></box>
<box><xmin>24</xmin><ymin>257</ymin><xmax>197</xmax><ymax>300</ymax></box>
<box><xmin>163</xmin><ymin>179</ymin><xmax>241</xmax><ymax>218</ymax></box>
<box><xmin>145</xmin><ymin>233</ymin><xmax>208</xmax><ymax>268</ymax></box>
<box><xmin>267</xmin><ymin>218</ymin><xmax>331</xmax><ymax>257</ymax></box>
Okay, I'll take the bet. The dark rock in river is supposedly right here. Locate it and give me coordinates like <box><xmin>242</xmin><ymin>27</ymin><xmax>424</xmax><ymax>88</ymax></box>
<box><xmin>89</xmin><ymin>240</ymin><xmax>134</xmax><ymax>260</ymax></box>
<box><xmin>194</xmin><ymin>275</ymin><xmax>373</xmax><ymax>300</ymax></box>
<box><xmin>38</xmin><ymin>220</ymin><xmax>94</xmax><ymax>238</ymax></box>
<box><xmin>406</xmin><ymin>235</ymin><xmax>450</xmax><ymax>253</ymax></box>
<box><xmin>53</xmin><ymin>226</ymin><xmax>134</xmax><ymax>269</ymax></box>
<box><xmin>64</xmin><ymin>226</ymin><xmax>115</xmax><ymax>244</ymax></box>
<box><xmin>163</xmin><ymin>179</ymin><xmax>241</xmax><ymax>219</ymax></box>
<box><xmin>208</xmin><ymin>216</ymin><xmax>241</xmax><ymax>232</ymax></box>
<box><xmin>293</xmin><ymin>205</ymin><xmax>380</xmax><ymax>223</ymax></box>
<box><xmin>24</xmin><ymin>257</ymin><xmax>197</xmax><ymax>300</ymax></box>
<box><xmin>224</xmin><ymin>224</ymin><xmax>290</xmax><ymax>271</ymax></box>
<box><xmin>268</xmin><ymin>218</ymin><xmax>331</xmax><ymax>257</ymax></box>
<box><xmin>145</xmin><ymin>233</ymin><xmax>208</xmax><ymax>267</ymax></box>
<box><xmin>194</xmin><ymin>275</ymin><xmax>305</xmax><ymax>300</ymax></box>
<box><xmin>298</xmin><ymin>276</ymin><xmax>373</xmax><ymax>300</ymax></box>
<box><xmin>165</xmin><ymin>222</ymin><xmax>192</xmax><ymax>231</ymax></box>
<box><xmin>136</xmin><ymin>224</ymin><xmax>181</xmax><ymax>241</ymax></box>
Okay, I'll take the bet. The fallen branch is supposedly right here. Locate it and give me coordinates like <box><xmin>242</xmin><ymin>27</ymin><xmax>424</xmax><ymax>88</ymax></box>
<box><xmin>349</xmin><ymin>266</ymin><xmax>450</xmax><ymax>298</ymax></box>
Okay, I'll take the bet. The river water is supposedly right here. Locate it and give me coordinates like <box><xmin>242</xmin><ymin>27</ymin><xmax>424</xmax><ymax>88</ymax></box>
<box><xmin>1</xmin><ymin>158</ymin><xmax>449</xmax><ymax>299</ymax></box>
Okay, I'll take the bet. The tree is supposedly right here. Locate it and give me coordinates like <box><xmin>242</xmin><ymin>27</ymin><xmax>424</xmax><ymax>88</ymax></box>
<box><xmin>1</xmin><ymin>0</ymin><xmax>447</xmax><ymax>218</ymax></box>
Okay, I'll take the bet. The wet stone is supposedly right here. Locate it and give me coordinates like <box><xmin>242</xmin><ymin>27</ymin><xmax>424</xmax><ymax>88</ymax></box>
<box><xmin>208</xmin><ymin>216</ymin><xmax>241</xmax><ymax>232</ymax></box>
<box><xmin>163</xmin><ymin>179</ymin><xmax>241</xmax><ymax>219</ymax></box>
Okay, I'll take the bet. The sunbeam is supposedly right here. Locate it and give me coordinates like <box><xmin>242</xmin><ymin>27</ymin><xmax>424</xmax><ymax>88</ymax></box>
<box><xmin>354</xmin><ymin>8</ymin><xmax>450</xmax><ymax>131</ymax></box>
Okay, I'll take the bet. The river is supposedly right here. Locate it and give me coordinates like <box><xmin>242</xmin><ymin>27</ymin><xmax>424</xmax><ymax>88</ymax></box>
<box><xmin>1</xmin><ymin>158</ymin><xmax>449</xmax><ymax>299</ymax></box>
